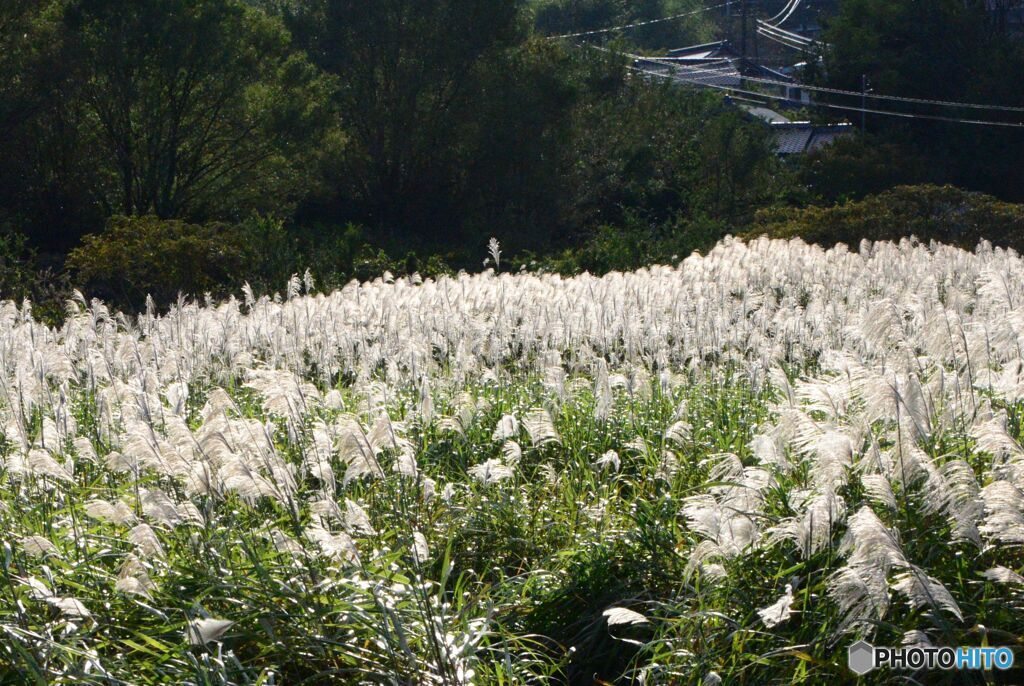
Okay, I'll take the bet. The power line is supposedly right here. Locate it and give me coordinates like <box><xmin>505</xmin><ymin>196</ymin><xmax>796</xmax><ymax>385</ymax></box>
<box><xmin>632</xmin><ymin>51</ymin><xmax>1024</xmax><ymax>114</ymax></box>
<box><xmin>625</xmin><ymin>60</ymin><xmax>1024</xmax><ymax>128</ymax></box>
<box><xmin>765</xmin><ymin>0</ymin><xmax>794</xmax><ymax>24</ymax></box>
<box><xmin>757</xmin><ymin>20</ymin><xmax>814</xmax><ymax>45</ymax></box>
<box><xmin>768</xmin><ymin>0</ymin><xmax>806</xmax><ymax>27</ymax></box>
<box><xmin>605</xmin><ymin>46</ymin><xmax>1024</xmax><ymax>127</ymax></box>
<box><xmin>546</xmin><ymin>2</ymin><xmax>733</xmax><ymax>40</ymax></box>
<box><xmin>757</xmin><ymin>25</ymin><xmax>813</xmax><ymax>51</ymax></box>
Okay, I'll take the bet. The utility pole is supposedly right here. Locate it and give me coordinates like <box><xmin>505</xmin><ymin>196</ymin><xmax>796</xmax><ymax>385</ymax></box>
<box><xmin>740</xmin><ymin>0</ymin><xmax>748</xmax><ymax>74</ymax></box>
<box><xmin>751</xmin><ymin>0</ymin><xmax>759</xmax><ymax>66</ymax></box>
<box><xmin>861</xmin><ymin>74</ymin><xmax>868</xmax><ymax>133</ymax></box>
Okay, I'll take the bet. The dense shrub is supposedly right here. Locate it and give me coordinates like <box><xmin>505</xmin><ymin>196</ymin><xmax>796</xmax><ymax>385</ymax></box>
<box><xmin>67</xmin><ymin>215</ymin><xmax>252</xmax><ymax>309</ymax></box>
<box><xmin>797</xmin><ymin>135</ymin><xmax>939</xmax><ymax>203</ymax></box>
<box><xmin>522</xmin><ymin>214</ymin><xmax>728</xmax><ymax>274</ymax></box>
<box><xmin>65</xmin><ymin>215</ymin><xmax>460</xmax><ymax>312</ymax></box>
<box><xmin>0</xmin><ymin>230</ymin><xmax>36</xmax><ymax>300</ymax></box>
<box><xmin>0</xmin><ymin>228</ymin><xmax>70</xmax><ymax>323</ymax></box>
<box><xmin>749</xmin><ymin>184</ymin><xmax>1024</xmax><ymax>252</ymax></box>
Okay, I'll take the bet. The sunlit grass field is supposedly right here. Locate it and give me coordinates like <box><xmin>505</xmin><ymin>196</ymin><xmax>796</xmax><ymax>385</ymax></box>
<box><xmin>1</xmin><ymin>237</ymin><xmax>1023</xmax><ymax>684</ymax></box>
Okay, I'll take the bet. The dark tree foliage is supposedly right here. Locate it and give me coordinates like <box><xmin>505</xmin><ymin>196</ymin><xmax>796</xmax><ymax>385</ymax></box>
<box><xmin>569</xmin><ymin>72</ymin><xmax>783</xmax><ymax>230</ymax></box>
<box><xmin>819</xmin><ymin>0</ymin><xmax>1024</xmax><ymax>201</ymax></box>
<box><xmin>0</xmin><ymin>0</ymin><xmax>336</xmax><ymax>249</ymax></box>
<box><xmin>282</xmin><ymin>0</ymin><xmax>536</xmax><ymax>247</ymax></box>
<box><xmin>0</xmin><ymin>1</ymin><xmax>98</xmax><ymax>249</ymax></box>
<box><xmin>60</xmin><ymin>0</ymin><xmax>336</xmax><ymax>220</ymax></box>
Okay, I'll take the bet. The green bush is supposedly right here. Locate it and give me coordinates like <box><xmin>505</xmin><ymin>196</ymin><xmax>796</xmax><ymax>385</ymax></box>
<box><xmin>797</xmin><ymin>135</ymin><xmax>940</xmax><ymax>203</ymax></box>
<box><xmin>0</xmin><ymin>228</ymin><xmax>71</xmax><ymax>323</ymax></box>
<box><xmin>519</xmin><ymin>213</ymin><xmax>729</xmax><ymax>275</ymax></box>
<box><xmin>67</xmin><ymin>215</ymin><xmax>252</xmax><ymax>309</ymax></box>
<box><xmin>0</xmin><ymin>229</ymin><xmax>35</xmax><ymax>299</ymax></box>
<box><xmin>66</xmin><ymin>215</ymin><xmax>463</xmax><ymax>311</ymax></box>
<box><xmin>749</xmin><ymin>184</ymin><xmax>1024</xmax><ymax>252</ymax></box>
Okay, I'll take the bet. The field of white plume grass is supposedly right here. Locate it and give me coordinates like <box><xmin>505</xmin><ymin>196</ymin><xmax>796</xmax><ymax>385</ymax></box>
<box><xmin>1</xmin><ymin>236</ymin><xmax>1022</xmax><ymax>684</ymax></box>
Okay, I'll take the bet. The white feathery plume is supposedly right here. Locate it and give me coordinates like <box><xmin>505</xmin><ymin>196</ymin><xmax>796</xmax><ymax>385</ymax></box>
<box><xmin>141</xmin><ymin>488</ymin><xmax>187</xmax><ymax>527</ymax></box>
<box><xmin>305</xmin><ymin>526</ymin><xmax>359</xmax><ymax>565</ymax></box>
<box><xmin>594</xmin><ymin>360</ymin><xmax>613</xmax><ymax>422</ymax></box>
<box><xmin>269</xmin><ymin>528</ymin><xmax>306</xmax><ymax>557</ymax></box>
<box><xmin>310</xmin><ymin>498</ymin><xmax>345</xmax><ymax>525</ymax></box>
<box><xmin>983</xmin><ymin>566</ymin><xmax>1024</xmax><ymax>585</ymax></box>
<box><xmin>22</xmin><ymin>576</ymin><xmax>53</xmax><ymax>600</ymax></box>
<box><xmin>411</xmin><ymin>531</ymin><xmax>429</xmax><ymax>564</ymax></box>
<box><xmin>937</xmin><ymin>459</ymin><xmax>983</xmax><ymax>544</ymax></box>
<box><xmin>84</xmin><ymin>499</ymin><xmax>137</xmax><ymax>526</ymax></box>
<box><xmin>523</xmin><ymin>408</ymin><xmax>560</xmax><ymax>447</ymax></box>
<box><xmin>902</xmin><ymin>630</ymin><xmax>934</xmax><ymax>649</ymax></box>
<box><xmin>165</xmin><ymin>381</ymin><xmax>189</xmax><ymax>416</ymax></box>
<box><xmin>392</xmin><ymin>449</ymin><xmax>419</xmax><ymax>478</ymax></box>
<box><xmin>73</xmin><ymin>437</ymin><xmax>98</xmax><ymax>464</ymax></box>
<box><xmin>860</xmin><ymin>474</ymin><xmax>898</xmax><ymax>511</ymax></box>
<box><xmin>200</xmin><ymin>388</ymin><xmax>237</xmax><ymax>423</ymax></box>
<box><xmin>417</xmin><ymin>377</ymin><xmax>434</xmax><ymax>423</ymax></box>
<box><xmin>47</xmin><ymin>596</ymin><xmax>91</xmax><ymax>619</ymax></box>
<box><xmin>750</xmin><ymin>433</ymin><xmax>789</xmax><ymax>473</ymax></box>
<box><xmin>220</xmin><ymin>458</ymin><xmax>279</xmax><ymax>503</ymax></box>
<box><xmin>501</xmin><ymin>440</ymin><xmax>522</xmax><ymax>467</ymax></box>
<box><xmin>827</xmin><ymin>563</ymin><xmax>890</xmax><ymax>624</ymax></box>
<box><xmin>344</xmin><ymin>499</ymin><xmax>376</xmax><ymax>535</ymax></box>
<box><xmin>979</xmin><ymin>481</ymin><xmax>1024</xmax><ymax>544</ymax></box>
<box><xmin>603</xmin><ymin>607</ymin><xmax>648</xmax><ymax>627</ymax></box>
<box><xmin>26</xmin><ymin>448</ymin><xmax>73</xmax><ymax>482</ymax></box>
<box><xmin>840</xmin><ymin>506</ymin><xmax>908</xmax><ymax>574</ymax></box>
<box><xmin>323</xmin><ymin>389</ymin><xmax>345</xmax><ymax>410</ymax></box>
<box><xmin>971</xmin><ymin>410</ymin><xmax>1024</xmax><ymax>459</ymax></box>
<box><xmin>491</xmin><ymin>414</ymin><xmax>519</xmax><ymax>442</ymax></box>
<box><xmin>116</xmin><ymin>553</ymin><xmax>157</xmax><ymax>599</ymax></box>
<box><xmin>336</xmin><ymin>418</ymin><xmax>384</xmax><ymax>484</ymax></box>
<box><xmin>468</xmin><ymin>459</ymin><xmax>514</xmax><ymax>486</ymax></box>
<box><xmin>757</xmin><ymin>584</ymin><xmax>795</xmax><ymax>628</ymax></box>
<box><xmin>766</xmin><ymin>489</ymin><xmax>845</xmax><ymax>558</ymax></box>
<box><xmin>656</xmin><ymin>451</ymin><xmax>680</xmax><ymax>481</ymax></box>
<box><xmin>892</xmin><ymin>568</ymin><xmax>963</xmax><ymax>621</ymax></box>
<box><xmin>104</xmin><ymin>450</ymin><xmax>136</xmax><ymax>474</ymax></box>
<box><xmin>187</xmin><ymin>618</ymin><xmax>235</xmax><ymax>646</ymax></box>
<box><xmin>128</xmin><ymin>523</ymin><xmax>166</xmax><ymax>558</ymax></box>
<box><xmin>664</xmin><ymin>420</ymin><xmax>691</xmax><ymax>446</ymax></box>
<box><xmin>21</xmin><ymin>535</ymin><xmax>60</xmax><ymax>559</ymax></box>
<box><xmin>594</xmin><ymin>450</ymin><xmax>621</xmax><ymax>472</ymax></box>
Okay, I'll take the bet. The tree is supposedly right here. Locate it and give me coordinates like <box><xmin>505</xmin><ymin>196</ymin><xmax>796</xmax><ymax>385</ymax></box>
<box><xmin>282</xmin><ymin>0</ymin><xmax>528</xmax><ymax>244</ymax></box>
<box><xmin>819</xmin><ymin>0</ymin><xmax>1024</xmax><ymax>201</ymax></box>
<box><xmin>58</xmin><ymin>0</ymin><xmax>336</xmax><ymax>220</ymax></box>
<box><xmin>0</xmin><ymin>1</ymin><xmax>100</xmax><ymax>248</ymax></box>
<box><xmin>797</xmin><ymin>134</ymin><xmax>939</xmax><ymax>203</ymax></box>
<box><xmin>568</xmin><ymin>70</ymin><xmax>783</xmax><ymax>232</ymax></box>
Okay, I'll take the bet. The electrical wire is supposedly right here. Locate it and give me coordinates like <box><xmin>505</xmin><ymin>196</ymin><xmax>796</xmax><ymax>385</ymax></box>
<box><xmin>757</xmin><ymin>26</ymin><xmax>813</xmax><ymax>51</ymax></box>
<box><xmin>766</xmin><ymin>0</ymin><xmax>800</xmax><ymax>24</ymax></box>
<box><xmin>626</xmin><ymin>61</ymin><xmax>1024</xmax><ymax>128</ymax></box>
<box><xmin>631</xmin><ymin>50</ymin><xmax>1024</xmax><ymax>113</ymax></box>
<box><xmin>771</xmin><ymin>0</ymin><xmax>806</xmax><ymax>27</ymax></box>
<box><xmin>546</xmin><ymin>2</ymin><xmax>733</xmax><ymax>40</ymax></box>
<box><xmin>757</xmin><ymin>20</ymin><xmax>814</xmax><ymax>45</ymax></box>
